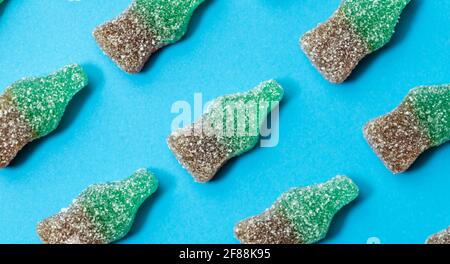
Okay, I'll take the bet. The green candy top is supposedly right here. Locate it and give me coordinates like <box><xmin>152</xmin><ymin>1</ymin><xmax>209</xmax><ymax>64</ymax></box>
<box><xmin>132</xmin><ymin>0</ymin><xmax>206</xmax><ymax>45</ymax></box>
<box><xmin>341</xmin><ymin>0</ymin><xmax>410</xmax><ymax>51</ymax></box>
<box><xmin>407</xmin><ymin>85</ymin><xmax>450</xmax><ymax>146</ymax></box>
<box><xmin>8</xmin><ymin>64</ymin><xmax>88</xmax><ymax>137</ymax></box>
<box><xmin>204</xmin><ymin>80</ymin><xmax>284</xmax><ymax>156</ymax></box>
<box><xmin>277</xmin><ymin>176</ymin><xmax>359</xmax><ymax>244</ymax></box>
<box><xmin>77</xmin><ymin>169</ymin><xmax>158</xmax><ymax>243</ymax></box>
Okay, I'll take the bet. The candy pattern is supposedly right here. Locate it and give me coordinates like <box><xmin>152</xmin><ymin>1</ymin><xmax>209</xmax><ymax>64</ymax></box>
<box><xmin>364</xmin><ymin>85</ymin><xmax>450</xmax><ymax>173</ymax></box>
<box><xmin>0</xmin><ymin>0</ymin><xmax>447</xmax><ymax>245</ymax></box>
<box><xmin>235</xmin><ymin>176</ymin><xmax>359</xmax><ymax>244</ymax></box>
<box><xmin>93</xmin><ymin>0</ymin><xmax>206</xmax><ymax>73</ymax></box>
<box><xmin>0</xmin><ymin>65</ymin><xmax>88</xmax><ymax>168</ymax></box>
<box><xmin>300</xmin><ymin>0</ymin><xmax>410</xmax><ymax>83</ymax></box>
<box><xmin>167</xmin><ymin>80</ymin><xmax>283</xmax><ymax>183</ymax></box>
<box><xmin>37</xmin><ymin>169</ymin><xmax>158</xmax><ymax>244</ymax></box>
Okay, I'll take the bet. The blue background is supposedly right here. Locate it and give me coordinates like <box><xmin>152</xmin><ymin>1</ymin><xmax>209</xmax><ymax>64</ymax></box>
<box><xmin>0</xmin><ymin>0</ymin><xmax>449</xmax><ymax>244</ymax></box>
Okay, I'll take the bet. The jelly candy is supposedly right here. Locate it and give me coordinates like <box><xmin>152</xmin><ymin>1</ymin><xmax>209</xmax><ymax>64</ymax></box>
<box><xmin>0</xmin><ymin>65</ymin><xmax>88</xmax><ymax>168</ymax></box>
<box><xmin>364</xmin><ymin>85</ymin><xmax>450</xmax><ymax>173</ymax></box>
<box><xmin>234</xmin><ymin>176</ymin><xmax>359</xmax><ymax>244</ymax></box>
<box><xmin>93</xmin><ymin>0</ymin><xmax>206</xmax><ymax>73</ymax></box>
<box><xmin>426</xmin><ymin>227</ymin><xmax>450</xmax><ymax>244</ymax></box>
<box><xmin>300</xmin><ymin>0</ymin><xmax>410</xmax><ymax>83</ymax></box>
<box><xmin>167</xmin><ymin>80</ymin><xmax>283</xmax><ymax>183</ymax></box>
<box><xmin>37</xmin><ymin>169</ymin><xmax>158</xmax><ymax>244</ymax></box>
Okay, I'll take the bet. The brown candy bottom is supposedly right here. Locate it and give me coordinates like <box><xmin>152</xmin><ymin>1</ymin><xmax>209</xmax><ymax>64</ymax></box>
<box><xmin>0</xmin><ymin>93</ymin><xmax>35</xmax><ymax>168</ymax></box>
<box><xmin>167</xmin><ymin>124</ymin><xmax>229</xmax><ymax>183</ymax></box>
<box><xmin>426</xmin><ymin>227</ymin><xmax>450</xmax><ymax>244</ymax></box>
<box><xmin>93</xmin><ymin>8</ymin><xmax>160</xmax><ymax>73</ymax></box>
<box><xmin>37</xmin><ymin>204</ymin><xmax>106</xmax><ymax>244</ymax></box>
<box><xmin>234</xmin><ymin>207</ymin><xmax>301</xmax><ymax>244</ymax></box>
<box><xmin>300</xmin><ymin>11</ymin><xmax>370</xmax><ymax>83</ymax></box>
<box><xmin>363</xmin><ymin>102</ymin><xmax>432</xmax><ymax>173</ymax></box>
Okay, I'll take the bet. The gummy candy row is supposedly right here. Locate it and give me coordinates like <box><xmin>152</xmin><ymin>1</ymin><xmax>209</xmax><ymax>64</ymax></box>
<box><xmin>1</xmin><ymin>66</ymin><xmax>448</xmax><ymax>244</ymax></box>
<box><xmin>0</xmin><ymin>0</ymin><xmax>449</xmax><ymax>244</ymax></box>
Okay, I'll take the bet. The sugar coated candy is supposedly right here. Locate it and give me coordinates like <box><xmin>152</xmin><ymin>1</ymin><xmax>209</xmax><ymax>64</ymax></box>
<box><xmin>93</xmin><ymin>0</ymin><xmax>206</xmax><ymax>73</ymax></box>
<box><xmin>364</xmin><ymin>85</ymin><xmax>450</xmax><ymax>173</ymax></box>
<box><xmin>0</xmin><ymin>65</ymin><xmax>88</xmax><ymax>168</ymax></box>
<box><xmin>426</xmin><ymin>227</ymin><xmax>450</xmax><ymax>244</ymax></box>
<box><xmin>37</xmin><ymin>169</ymin><xmax>158</xmax><ymax>244</ymax></box>
<box><xmin>167</xmin><ymin>80</ymin><xmax>283</xmax><ymax>183</ymax></box>
<box><xmin>234</xmin><ymin>176</ymin><xmax>359</xmax><ymax>244</ymax></box>
<box><xmin>300</xmin><ymin>0</ymin><xmax>410</xmax><ymax>83</ymax></box>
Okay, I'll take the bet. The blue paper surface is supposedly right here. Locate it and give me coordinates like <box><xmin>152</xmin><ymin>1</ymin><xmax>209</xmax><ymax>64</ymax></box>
<box><xmin>0</xmin><ymin>0</ymin><xmax>449</xmax><ymax>244</ymax></box>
